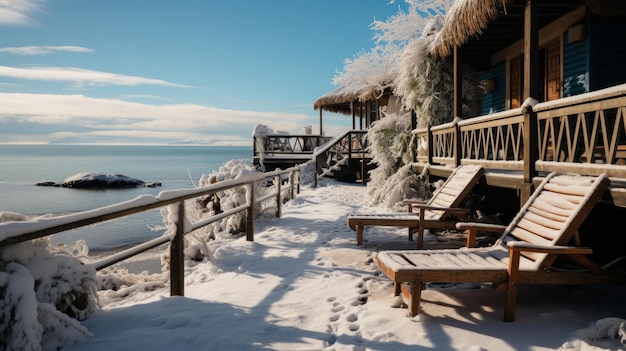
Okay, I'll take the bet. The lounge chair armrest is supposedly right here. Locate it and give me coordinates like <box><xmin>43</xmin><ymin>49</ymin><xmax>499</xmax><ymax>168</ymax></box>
<box><xmin>402</xmin><ymin>199</ymin><xmax>426</xmax><ymax>205</ymax></box>
<box><xmin>455</xmin><ymin>222</ymin><xmax>507</xmax><ymax>248</ymax></box>
<box><xmin>456</xmin><ymin>222</ymin><xmax>507</xmax><ymax>233</ymax></box>
<box><xmin>403</xmin><ymin>199</ymin><xmax>427</xmax><ymax>213</ymax></box>
<box><xmin>409</xmin><ymin>204</ymin><xmax>470</xmax><ymax>213</ymax></box>
<box><xmin>506</xmin><ymin>241</ymin><xmax>593</xmax><ymax>255</ymax></box>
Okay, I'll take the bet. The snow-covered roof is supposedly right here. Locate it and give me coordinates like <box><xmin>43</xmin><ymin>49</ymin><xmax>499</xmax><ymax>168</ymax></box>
<box><xmin>429</xmin><ymin>0</ymin><xmax>609</xmax><ymax>64</ymax></box>
<box><xmin>430</xmin><ymin>0</ymin><xmax>513</xmax><ymax>60</ymax></box>
<box><xmin>313</xmin><ymin>84</ymin><xmax>382</xmax><ymax>115</ymax></box>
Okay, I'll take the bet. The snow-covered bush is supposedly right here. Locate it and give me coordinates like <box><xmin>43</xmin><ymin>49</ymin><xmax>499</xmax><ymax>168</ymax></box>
<box><xmin>366</xmin><ymin>111</ymin><xmax>431</xmax><ymax>207</ymax></box>
<box><xmin>159</xmin><ymin>158</ymin><xmax>300</xmax><ymax>265</ymax></box>
<box><xmin>364</xmin><ymin>15</ymin><xmax>482</xmax><ymax>207</ymax></box>
<box><xmin>0</xmin><ymin>212</ymin><xmax>97</xmax><ymax>350</ymax></box>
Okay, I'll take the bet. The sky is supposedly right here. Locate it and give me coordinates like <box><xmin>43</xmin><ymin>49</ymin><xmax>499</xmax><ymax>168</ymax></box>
<box><xmin>0</xmin><ymin>0</ymin><xmax>406</xmax><ymax>146</ymax></box>
<box><xmin>3</xmin><ymin>168</ymin><xmax>626</xmax><ymax>350</ymax></box>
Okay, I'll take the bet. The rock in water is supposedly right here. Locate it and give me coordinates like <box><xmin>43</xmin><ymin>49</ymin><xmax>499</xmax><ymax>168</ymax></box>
<box><xmin>61</xmin><ymin>172</ymin><xmax>146</xmax><ymax>189</ymax></box>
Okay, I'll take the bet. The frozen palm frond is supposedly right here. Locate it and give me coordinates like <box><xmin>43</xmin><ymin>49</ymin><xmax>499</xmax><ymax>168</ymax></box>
<box><xmin>371</xmin><ymin>0</ymin><xmax>450</xmax><ymax>48</ymax></box>
<box><xmin>394</xmin><ymin>17</ymin><xmax>482</xmax><ymax>128</ymax></box>
<box><xmin>333</xmin><ymin>1</ymin><xmax>455</xmax><ymax>102</ymax></box>
<box><xmin>333</xmin><ymin>45</ymin><xmax>398</xmax><ymax>100</ymax></box>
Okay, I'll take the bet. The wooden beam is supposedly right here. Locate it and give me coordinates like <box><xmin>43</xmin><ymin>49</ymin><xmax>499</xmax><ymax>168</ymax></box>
<box><xmin>523</xmin><ymin>0</ymin><xmax>539</xmax><ymax>100</ymax></box>
<box><xmin>454</xmin><ymin>46</ymin><xmax>463</xmax><ymax>118</ymax></box>
<box><xmin>351</xmin><ymin>100</ymin><xmax>356</xmax><ymax>130</ymax></box>
<box><xmin>319</xmin><ymin>108</ymin><xmax>323</xmax><ymax>136</ymax></box>
<box><xmin>522</xmin><ymin>0</ymin><xmax>539</xmax><ymax>198</ymax></box>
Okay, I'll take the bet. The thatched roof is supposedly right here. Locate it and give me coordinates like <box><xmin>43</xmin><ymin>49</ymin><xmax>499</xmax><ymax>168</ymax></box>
<box><xmin>431</xmin><ymin>0</ymin><xmax>513</xmax><ymax>60</ymax></box>
<box><xmin>432</xmin><ymin>0</ymin><xmax>626</xmax><ymax>65</ymax></box>
<box><xmin>313</xmin><ymin>84</ymin><xmax>382</xmax><ymax>115</ymax></box>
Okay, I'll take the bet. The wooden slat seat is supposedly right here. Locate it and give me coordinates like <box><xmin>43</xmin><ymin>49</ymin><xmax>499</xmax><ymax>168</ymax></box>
<box><xmin>347</xmin><ymin>165</ymin><xmax>484</xmax><ymax>248</ymax></box>
<box><xmin>375</xmin><ymin>172</ymin><xmax>624</xmax><ymax>321</ymax></box>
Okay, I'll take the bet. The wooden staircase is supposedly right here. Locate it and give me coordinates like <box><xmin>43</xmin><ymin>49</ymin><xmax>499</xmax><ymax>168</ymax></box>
<box><xmin>313</xmin><ymin>130</ymin><xmax>372</xmax><ymax>186</ymax></box>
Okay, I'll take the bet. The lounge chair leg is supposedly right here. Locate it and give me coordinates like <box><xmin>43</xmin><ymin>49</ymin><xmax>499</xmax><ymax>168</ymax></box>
<box><xmin>504</xmin><ymin>249</ymin><xmax>521</xmax><ymax>322</ymax></box>
<box><xmin>504</xmin><ymin>280</ymin><xmax>517</xmax><ymax>322</ymax></box>
<box><xmin>400</xmin><ymin>280</ymin><xmax>422</xmax><ymax>317</ymax></box>
<box><xmin>408</xmin><ymin>227</ymin><xmax>413</xmax><ymax>241</ymax></box>
<box><xmin>356</xmin><ymin>226</ymin><xmax>364</xmax><ymax>246</ymax></box>
<box><xmin>417</xmin><ymin>227</ymin><xmax>424</xmax><ymax>249</ymax></box>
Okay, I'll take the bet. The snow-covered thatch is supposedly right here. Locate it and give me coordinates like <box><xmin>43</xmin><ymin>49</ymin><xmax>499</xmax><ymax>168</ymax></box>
<box><xmin>313</xmin><ymin>84</ymin><xmax>378</xmax><ymax>115</ymax></box>
<box><xmin>431</xmin><ymin>0</ymin><xmax>513</xmax><ymax>60</ymax></box>
<box><xmin>314</xmin><ymin>1</ymin><xmax>454</xmax><ymax>115</ymax></box>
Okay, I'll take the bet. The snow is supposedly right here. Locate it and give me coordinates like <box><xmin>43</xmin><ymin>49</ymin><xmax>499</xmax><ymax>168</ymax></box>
<box><xmin>2</xmin><ymin>176</ymin><xmax>624</xmax><ymax>350</ymax></box>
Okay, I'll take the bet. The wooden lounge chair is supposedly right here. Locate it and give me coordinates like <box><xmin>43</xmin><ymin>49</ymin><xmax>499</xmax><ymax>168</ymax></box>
<box><xmin>375</xmin><ymin>172</ymin><xmax>624</xmax><ymax>321</ymax></box>
<box><xmin>347</xmin><ymin>165</ymin><xmax>484</xmax><ymax>248</ymax></box>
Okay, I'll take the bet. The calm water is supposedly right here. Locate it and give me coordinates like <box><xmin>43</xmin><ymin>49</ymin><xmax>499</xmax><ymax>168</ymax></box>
<box><xmin>0</xmin><ymin>144</ymin><xmax>251</xmax><ymax>252</ymax></box>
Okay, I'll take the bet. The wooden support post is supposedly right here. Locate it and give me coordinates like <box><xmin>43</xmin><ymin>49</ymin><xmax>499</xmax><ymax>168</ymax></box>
<box><xmin>246</xmin><ymin>183</ymin><xmax>255</xmax><ymax>241</ymax></box>
<box><xmin>170</xmin><ymin>200</ymin><xmax>185</xmax><ymax>296</ymax></box>
<box><xmin>523</xmin><ymin>0</ymin><xmax>539</xmax><ymax>101</ymax></box>
<box><xmin>453</xmin><ymin>46</ymin><xmax>463</xmax><ymax>119</ymax></box>
<box><xmin>360</xmin><ymin>102</ymin><xmax>364</xmax><ymax>130</ymax></box>
<box><xmin>352</xmin><ymin>101</ymin><xmax>356</xmax><ymax>130</ymax></box>
<box><xmin>319</xmin><ymin>109</ymin><xmax>323</xmax><ymax>136</ymax></box>
<box><xmin>522</xmin><ymin>0</ymin><xmax>539</xmax><ymax>206</ymax></box>
<box><xmin>275</xmin><ymin>175</ymin><xmax>282</xmax><ymax>218</ymax></box>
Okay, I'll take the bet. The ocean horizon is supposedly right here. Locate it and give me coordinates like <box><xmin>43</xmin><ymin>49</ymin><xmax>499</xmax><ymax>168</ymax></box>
<box><xmin>0</xmin><ymin>144</ymin><xmax>252</xmax><ymax>252</ymax></box>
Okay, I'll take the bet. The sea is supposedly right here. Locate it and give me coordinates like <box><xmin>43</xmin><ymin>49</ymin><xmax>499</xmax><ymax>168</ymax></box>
<box><xmin>0</xmin><ymin>144</ymin><xmax>251</xmax><ymax>253</ymax></box>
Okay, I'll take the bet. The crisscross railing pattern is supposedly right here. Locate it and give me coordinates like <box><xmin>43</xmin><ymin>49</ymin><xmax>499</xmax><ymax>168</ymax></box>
<box><xmin>413</xmin><ymin>84</ymin><xmax>626</xmax><ymax>179</ymax></box>
<box><xmin>460</xmin><ymin>110</ymin><xmax>525</xmax><ymax>169</ymax></box>
<box><xmin>534</xmin><ymin>88</ymin><xmax>626</xmax><ymax>178</ymax></box>
<box><xmin>431</xmin><ymin>124</ymin><xmax>457</xmax><ymax>165</ymax></box>
<box><xmin>537</xmin><ymin>107</ymin><xmax>626</xmax><ymax>164</ymax></box>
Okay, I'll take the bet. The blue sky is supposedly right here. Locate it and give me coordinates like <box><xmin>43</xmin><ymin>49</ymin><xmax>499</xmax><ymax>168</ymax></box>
<box><xmin>0</xmin><ymin>0</ymin><xmax>405</xmax><ymax>145</ymax></box>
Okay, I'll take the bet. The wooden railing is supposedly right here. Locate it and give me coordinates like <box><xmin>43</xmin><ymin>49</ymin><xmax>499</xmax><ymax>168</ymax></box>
<box><xmin>0</xmin><ymin>166</ymin><xmax>301</xmax><ymax>297</ymax></box>
<box><xmin>253</xmin><ymin>134</ymin><xmax>333</xmax><ymax>157</ymax></box>
<box><xmin>415</xmin><ymin>84</ymin><xmax>626</xmax><ymax>180</ymax></box>
<box><xmin>313</xmin><ymin>130</ymin><xmax>368</xmax><ymax>187</ymax></box>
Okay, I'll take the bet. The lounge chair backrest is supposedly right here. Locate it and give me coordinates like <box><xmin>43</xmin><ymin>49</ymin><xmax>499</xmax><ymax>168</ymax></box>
<box><xmin>428</xmin><ymin>165</ymin><xmax>484</xmax><ymax>219</ymax></box>
<box><xmin>499</xmin><ymin>172</ymin><xmax>610</xmax><ymax>268</ymax></box>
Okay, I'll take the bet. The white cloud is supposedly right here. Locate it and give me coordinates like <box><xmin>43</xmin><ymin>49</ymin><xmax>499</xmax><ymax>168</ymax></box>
<box><xmin>0</xmin><ymin>66</ymin><xmax>191</xmax><ymax>87</ymax></box>
<box><xmin>0</xmin><ymin>0</ymin><xmax>43</xmax><ymax>26</ymax></box>
<box><xmin>0</xmin><ymin>45</ymin><xmax>94</xmax><ymax>55</ymax></box>
<box><xmin>0</xmin><ymin>92</ymin><xmax>312</xmax><ymax>144</ymax></box>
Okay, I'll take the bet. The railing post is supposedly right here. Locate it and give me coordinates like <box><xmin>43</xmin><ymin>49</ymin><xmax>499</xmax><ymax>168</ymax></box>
<box><xmin>454</xmin><ymin>122</ymin><xmax>461</xmax><ymax>167</ymax></box>
<box><xmin>314</xmin><ymin>155</ymin><xmax>319</xmax><ymax>188</ymax></box>
<box><xmin>246</xmin><ymin>183</ymin><xmax>255</xmax><ymax>241</ymax></box>
<box><xmin>348</xmin><ymin>131</ymin><xmax>353</xmax><ymax>164</ymax></box>
<box><xmin>290</xmin><ymin>170</ymin><xmax>295</xmax><ymax>198</ymax></box>
<box><xmin>427</xmin><ymin>127</ymin><xmax>433</xmax><ymax>166</ymax></box>
<box><xmin>296</xmin><ymin>169</ymin><xmax>301</xmax><ymax>194</ymax></box>
<box><xmin>522</xmin><ymin>103</ymin><xmax>538</xmax><ymax>206</ymax></box>
<box><xmin>275</xmin><ymin>174</ymin><xmax>282</xmax><ymax>218</ymax></box>
<box><xmin>170</xmin><ymin>200</ymin><xmax>185</xmax><ymax>296</ymax></box>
